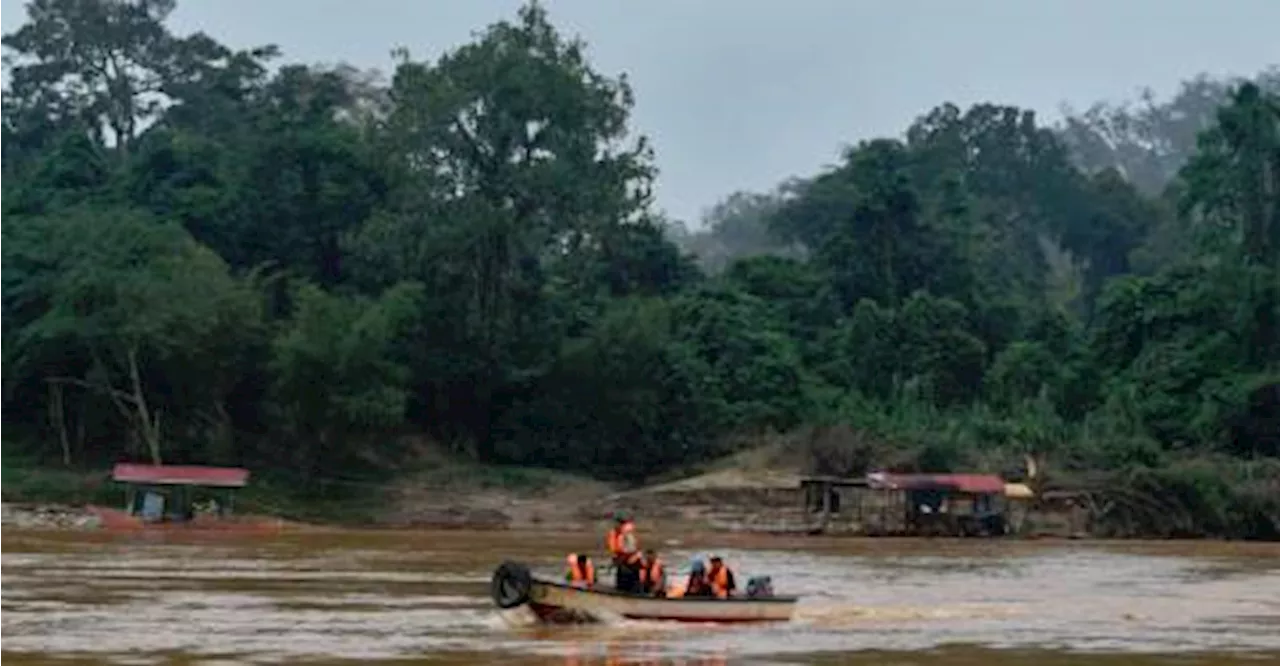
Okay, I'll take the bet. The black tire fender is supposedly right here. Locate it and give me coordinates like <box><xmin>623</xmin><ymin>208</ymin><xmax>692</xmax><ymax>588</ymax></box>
<box><xmin>491</xmin><ymin>560</ymin><xmax>533</xmax><ymax>609</ymax></box>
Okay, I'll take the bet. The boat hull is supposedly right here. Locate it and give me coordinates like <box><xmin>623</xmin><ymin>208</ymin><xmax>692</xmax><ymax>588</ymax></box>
<box><xmin>491</xmin><ymin>561</ymin><xmax>797</xmax><ymax>624</ymax></box>
<box><xmin>87</xmin><ymin>506</ymin><xmax>286</xmax><ymax>534</ymax></box>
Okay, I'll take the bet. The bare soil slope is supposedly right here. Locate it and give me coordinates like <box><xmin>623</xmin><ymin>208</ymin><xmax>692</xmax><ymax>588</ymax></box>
<box><xmin>380</xmin><ymin>440</ymin><xmax>805</xmax><ymax>530</ymax></box>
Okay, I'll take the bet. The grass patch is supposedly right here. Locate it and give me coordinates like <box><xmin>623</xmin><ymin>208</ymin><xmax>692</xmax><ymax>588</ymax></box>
<box><xmin>0</xmin><ymin>460</ymin><xmax>389</xmax><ymax>526</ymax></box>
<box><xmin>0</xmin><ymin>448</ymin><xmax>608</xmax><ymax>527</ymax></box>
<box><xmin>0</xmin><ymin>463</ymin><xmax>119</xmax><ymax>506</ymax></box>
<box><xmin>230</xmin><ymin>466</ymin><xmax>398</xmax><ymax>525</ymax></box>
<box><xmin>237</xmin><ymin>484</ymin><xmax>387</xmax><ymax>525</ymax></box>
<box><xmin>406</xmin><ymin>458</ymin><xmax>602</xmax><ymax>495</ymax></box>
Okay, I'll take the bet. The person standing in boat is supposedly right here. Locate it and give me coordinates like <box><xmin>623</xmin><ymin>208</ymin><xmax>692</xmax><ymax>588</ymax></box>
<box><xmin>564</xmin><ymin>553</ymin><xmax>596</xmax><ymax>588</ymax></box>
<box><xmin>605</xmin><ymin>510</ymin><xmax>643</xmax><ymax>592</ymax></box>
<box><xmin>639</xmin><ymin>549</ymin><xmax>666</xmax><ymax>596</ymax></box>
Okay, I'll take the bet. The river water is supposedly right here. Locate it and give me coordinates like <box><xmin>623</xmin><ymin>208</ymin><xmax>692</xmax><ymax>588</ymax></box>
<box><xmin>2</xmin><ymin>528</ymin><xmax>1278</xmax><ymax>665</ymax></box>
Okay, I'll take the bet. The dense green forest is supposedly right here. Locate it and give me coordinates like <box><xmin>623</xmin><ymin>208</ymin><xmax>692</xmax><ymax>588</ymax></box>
<box><xmin>3</xmin><ymin>0</ymin><xmax>1278</xmax><ymax>537</ymax></box>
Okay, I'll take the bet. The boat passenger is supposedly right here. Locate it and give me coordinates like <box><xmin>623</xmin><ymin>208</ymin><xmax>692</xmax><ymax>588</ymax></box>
<box><xmin>639</xmin><ymin>549</ymin><xmax>666</xmax><ymax>596</ymax></box>
<box><xmin>565</xmin><ymin>553</ymin><xmax>596</xmax><ymax>588</ymax></box>
<box><xmin>606</xmin><ymin>510</ymin><xmax>642</xmax><ymax>592</ymax></box>
<box><xmin>667</xmin><ymin>559</ymin><xmax>714</xmax><ymax>598</ymax></box>
<box><xmin>707</xmin><ymin>555</ymin><xmax>737</xmax><ymax>598</ymax></box>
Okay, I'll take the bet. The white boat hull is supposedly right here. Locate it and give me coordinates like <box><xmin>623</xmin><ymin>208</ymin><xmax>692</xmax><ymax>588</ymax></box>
<box><xmin>490</xmin><ymin>561</ymin><xmax>797</xmax><ymax>624</ymax></box>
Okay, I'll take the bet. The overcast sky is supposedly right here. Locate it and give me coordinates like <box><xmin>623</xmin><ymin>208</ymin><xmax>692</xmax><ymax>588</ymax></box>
<box><xmin>3</xmin><ymin>0</ymin><xmax>1278</xmax><ymax>225</ymax></box>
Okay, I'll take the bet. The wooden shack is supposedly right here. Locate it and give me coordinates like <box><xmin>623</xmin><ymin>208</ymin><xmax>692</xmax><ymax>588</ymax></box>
<box><xmin>801</xmin><ymin>472</ymin><xmax>1033</xmax><ymax>537</ymax></box>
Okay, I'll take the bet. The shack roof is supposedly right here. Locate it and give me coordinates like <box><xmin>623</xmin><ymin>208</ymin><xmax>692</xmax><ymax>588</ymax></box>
<box><xmin>799</xmin><ymin>475</ymin><xmax>870</xmax><ymax>488</ymax></box>
<box><xmin>111</xmin><ymin>463</ymin><xmax>250</xmax><ymax>488</ymax></box>
<box><xmin>871</xmin><ymin>473</ymin><xmax>1006</xmax><ymax>494</ymax></box>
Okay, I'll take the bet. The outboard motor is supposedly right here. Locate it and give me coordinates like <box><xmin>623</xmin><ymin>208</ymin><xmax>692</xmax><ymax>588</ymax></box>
<box><xmin>745</xmin><ymin>575</ymin><xmax>774</xmax><ymax>598</ymax></box>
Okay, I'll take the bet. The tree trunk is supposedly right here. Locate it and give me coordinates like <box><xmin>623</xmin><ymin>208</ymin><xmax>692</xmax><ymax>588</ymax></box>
<box><xmin>126</xmin><ymin>345</ymin><xmax>162</xmax><ymax>465</ymax></box>
<box><xmin>46</xmin><ymin>349</ymin><xmax>162</xmax><ymax>465</ymax></box>
<box><xmin>48</xmin><ymin>382</ymin><xmax>71</xmax><ymax>466</ymax></box>
<box><xmin>75</xmin><ymin>398</ymin><xmax>86</xmax><ymax>462</ymax></box>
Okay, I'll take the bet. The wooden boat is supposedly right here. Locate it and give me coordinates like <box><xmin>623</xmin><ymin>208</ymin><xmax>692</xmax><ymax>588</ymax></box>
<box><xmin>88</xmin><ymin>506</ymin><xmax>285</xmax><ymax>533</ymax></box>
<box><xmin>490</xmin><ymin>561</ymin><xmax>798</xmax><ymax>624</ymax></box>
<box><xmin>87</xmin><ymin>463</ymin><xmax>284</xmax><ymax>534</ymax></box>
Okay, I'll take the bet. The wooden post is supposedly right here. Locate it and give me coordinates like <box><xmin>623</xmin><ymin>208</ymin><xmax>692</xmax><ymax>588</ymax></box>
<box><xmin>818</xmin><ymin>481</ymin><xmax>832</xmax><ymax>534</ymax></box>
<box><xmin>856</xmin><ymin>485</ymin><xmax>864</xmax><ymax>530</ymax></box>
<box><xmin>880</xmin><ymin>489</ymin><xmax>888</xmax><ymax>535</ymax></box>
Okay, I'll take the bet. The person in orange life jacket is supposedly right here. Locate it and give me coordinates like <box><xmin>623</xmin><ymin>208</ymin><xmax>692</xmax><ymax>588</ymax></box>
<box><xmin>564</xmin><ymin>553</ymin><xmax>596</xmax><ymax>588</ymax></box>
<box><xmin>666</xmin><ymin>559</ymin><xmax>713</xmax><ymax>598</ymax></box>
<box><xmin>638</xmin><ymin>549</ymin><xmax>666</xmax><ymax>596</ymax></box>
<box><xmin>706</xmin><ymin>555</ymin><xmax>737</xmax><ymax>598</ymax></box>
<box><xmin>605</xmin><ymin>510</ymin><xmax>642</xmax><ymax>592</ymax></box>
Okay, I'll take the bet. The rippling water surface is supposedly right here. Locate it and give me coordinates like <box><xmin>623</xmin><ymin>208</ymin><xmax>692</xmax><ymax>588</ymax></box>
<box><xmin>3</xmin><ymin>529</ymin><xmax>1278</xmax><ymax>665</ymax></box>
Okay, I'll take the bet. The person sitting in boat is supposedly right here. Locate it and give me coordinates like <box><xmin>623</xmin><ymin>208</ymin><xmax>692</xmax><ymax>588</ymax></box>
<box><xmin>639</xmin><ymin>549</ymin><xmax>666</xmax><ymax>596</ymax></box>
<box><xmin>605</xmin><ymin>510</ymin><xmax>642</xmax><ymax>593</ymax></box>
<box><xmin>707</xmin><ymin>555</ymin><xmax>737</xmax><ymax>598</ymax></box>
<box><xmin>666</xmin><ymin>559</ymin><xmax>714</xmax><ymax>598</ymax></box>
<box><xmin>564</xmin><ymin>553</ymin><xmax>596</xmax><ymax>588</ymax></box>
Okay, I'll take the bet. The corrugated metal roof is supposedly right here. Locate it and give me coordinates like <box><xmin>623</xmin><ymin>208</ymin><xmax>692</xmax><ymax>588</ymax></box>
<box><xmin>111</xmin><ymin>463</ymin><xmax>250</xmax><ymax>488</ymax></box>
<box><xmin>873</xmin><ymin>473</ymin><xmax>1006</xmax><ymax>494</ymax></box>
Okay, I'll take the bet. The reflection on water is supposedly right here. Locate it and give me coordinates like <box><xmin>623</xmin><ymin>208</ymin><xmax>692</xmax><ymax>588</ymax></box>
<box><xmin>2</xmin><ymin>529</ymin><xmax>1279</xmax><ymax>665</ymax></box>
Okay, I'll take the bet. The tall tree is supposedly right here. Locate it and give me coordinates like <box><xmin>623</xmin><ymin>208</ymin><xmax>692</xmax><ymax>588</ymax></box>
<box><xmin>1</xmin><ymin>0</ymin><xmax>276</xmax><ymax>161</ymax></box>
<box><xmin>3</xmin><ymin>206</ymin><xmax>260</xmax><ymax>464</ymax></box>
<box><xmin>347</xmin><ymin>0</ymin><xmax>661</xmax><ymax>456</ymax></box>
<box><xmin>1180</xmin><ymin>83</ymin><xmax>1280</xmax><ymax>362</ymax></box>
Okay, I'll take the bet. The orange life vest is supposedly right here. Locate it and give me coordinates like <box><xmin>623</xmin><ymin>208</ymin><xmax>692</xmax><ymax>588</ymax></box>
<box><xmin>639</xmin><ymin>557</ymin><xmax>665</xmax><ymax>592</ymax></box>
<box><xmin>606</xmin><ymin>521</ymin><xmax>640</xmax><ymax>565</ymax></box>
<box><xmin>708</xmin><ymin>564</ymin><xmax>734</xmax><ymax>598</ymax></box>
<box><xmin>566</xmin><ymin>553</ymin><xmax>595</xmax><ymax>587</ymax></box>
<box><xmin>669</xmin><ymin>573</ymin><xmax>712</xmax><ymax>598</ymax></box>
<box><xmin>665</xmin><ymin>580</ymin><xmax>687</xmax><ymax>598</ymax></box>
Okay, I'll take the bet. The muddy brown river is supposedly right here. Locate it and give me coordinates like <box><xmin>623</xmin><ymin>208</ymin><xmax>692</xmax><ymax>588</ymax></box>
<box><xmin>2</xmin><ymin>529</ymin><xmax>1278</xmax><ymax>665</ymax></box>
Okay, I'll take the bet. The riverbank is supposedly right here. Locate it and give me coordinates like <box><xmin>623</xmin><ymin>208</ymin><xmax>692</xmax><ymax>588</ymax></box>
<box><xmin>0</xmin><ymin>458</ymin><xmax>795</xmax><ymax>534</ymax></box>
<box><xmin>5</xmin><ymin>445</ymin><xmax>1278</xmax><ymax>539</ymax></box>
<box><xmin>0</xmin><ymin>474</ymin><xmax>757</xmax><ymax>534</ymax></box>
<box><xmin>0</xmin><ymin>447</ymin><xmax>806</xmax><ymax>534</ymax></box>
<box><xmin>0</xmin><ymin>451</ymin><xmax>636</xmax><ymax>532</ymax></box>
<box><xmin>1</xmin><ymin>502</ymin><xmax>101</xmax><ymax>530</ymax></box>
